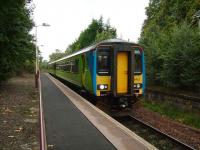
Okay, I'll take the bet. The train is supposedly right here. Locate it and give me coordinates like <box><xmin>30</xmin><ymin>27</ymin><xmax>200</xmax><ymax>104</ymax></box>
<box><xmin>48</xmin><ymin>39</ymin><xmax>145</xmax><ymax>108</ymax></box>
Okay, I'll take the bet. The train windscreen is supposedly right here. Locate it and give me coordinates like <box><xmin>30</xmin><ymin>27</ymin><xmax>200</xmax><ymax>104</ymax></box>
<box><xmin>134</xmin><ymin>49</ymin><xmax>142</xmax><ymax>74</ymax></box>
<box><xmin>97</xmin><ymin>49</ymin><xmax>111</xmax><ymax>76</ymax></box>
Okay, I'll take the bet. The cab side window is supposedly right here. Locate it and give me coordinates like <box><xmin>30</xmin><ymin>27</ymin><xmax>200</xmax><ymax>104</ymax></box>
<box><xmin>97</xmin><ymin>49</ymin><xmax>111</xmax><ymax>76</ymax></box>
<box><xmin>134</xmin><ymin>50</ymin><xmax>142</xmax><ymax>74</ymax></box>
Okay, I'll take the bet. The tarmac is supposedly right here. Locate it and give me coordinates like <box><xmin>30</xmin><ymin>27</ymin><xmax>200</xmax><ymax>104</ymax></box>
<box><xmin>41</xmin><ymin>74</ymin><xmax>116</xmax><ymax>150</ymax></box>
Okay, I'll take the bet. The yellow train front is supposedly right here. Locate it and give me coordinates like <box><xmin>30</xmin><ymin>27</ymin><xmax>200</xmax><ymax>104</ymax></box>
<box><xmin>48</xmin><ymin>39</ymin><xmax>145</xmax><ymax>109</ymax></box>
<box><xmin>95</xmin><ymin>39</ymin><xmax>145</xmax><ymax>108</ymax></box>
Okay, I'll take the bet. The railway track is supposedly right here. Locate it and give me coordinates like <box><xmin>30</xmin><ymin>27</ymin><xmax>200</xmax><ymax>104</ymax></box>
<box><xmin>114</xmin><ymin>115</ymin><xmax>196</xmax><ymax>150</ymax></box>
<box><xmin>51</xmin><ymin>74</ymin><xmax>197</xmax><ymax>150</ymax></box>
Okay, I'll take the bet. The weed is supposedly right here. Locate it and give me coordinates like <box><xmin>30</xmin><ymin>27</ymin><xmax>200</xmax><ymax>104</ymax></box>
<box><xmin>142</xmin><ymin>100</ymin><xmax>200</xmax><ymax>129</ymax></box>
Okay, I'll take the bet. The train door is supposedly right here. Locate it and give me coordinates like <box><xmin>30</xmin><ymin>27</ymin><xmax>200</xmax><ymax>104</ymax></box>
<box><xmin>117</xmin><ymin>52</ymin><xmax>128</xmax><ymax>94</ymax></box>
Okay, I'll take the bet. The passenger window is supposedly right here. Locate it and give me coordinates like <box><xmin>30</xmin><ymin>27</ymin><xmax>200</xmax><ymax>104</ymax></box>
<box><xmin>66</xmin><ymin>61</ymin><xmax>71</xmax><ymax>72</ymax></box>
<box><xmin>82</xmin><ymin>55</ymin><xmax>85</xmax><ymax>73</ymax></box>
<box><xmin>71</xmin><ymin>59</ymin><xmax>79</xmax><ymax>73</ymax></box>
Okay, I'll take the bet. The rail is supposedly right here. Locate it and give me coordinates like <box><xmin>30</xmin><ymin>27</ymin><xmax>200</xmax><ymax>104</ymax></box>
<box><xmin>115</xmin><ymin>115</ymin><xmax>196</xmax><ymax>150</ymax></box>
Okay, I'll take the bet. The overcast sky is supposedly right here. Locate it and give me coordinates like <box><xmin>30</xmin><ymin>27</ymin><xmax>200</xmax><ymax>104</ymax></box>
<box><xmin>32</xmin><ymin>0</ymin><xmax>149</xmax><ymax>60</ymax></box>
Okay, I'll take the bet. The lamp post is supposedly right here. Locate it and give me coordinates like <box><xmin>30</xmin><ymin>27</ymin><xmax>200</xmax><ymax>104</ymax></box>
<box><xmin>35</xmin><ymin>23</ymin><xmax>50</xmax><ymax>88</ymax></box>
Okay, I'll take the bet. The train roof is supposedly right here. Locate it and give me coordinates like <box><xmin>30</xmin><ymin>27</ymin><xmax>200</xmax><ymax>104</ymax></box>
<box><xmin>49</xmin><ymin>39</ymin><xmax>140</xmax><ymax>64</ymax></box>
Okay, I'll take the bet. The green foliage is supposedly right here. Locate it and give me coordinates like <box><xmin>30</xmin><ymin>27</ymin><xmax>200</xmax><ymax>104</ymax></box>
<box><xmin>49</xmin><ymin>49</ymin><xmax>65</xmax><ymax>62</ymax></box>
<box><xmin>40</xmin><ymin>60</ymin><xmax>48</xmax><ymax>70</ymax></box>
<box><xmin>139</xmin><ymin>0</ymin><xmax>200</xmax><ymax>90</ymax></box>
<box><xmin>23</xmin><ymin>60</ymin><xmax>35</xmax><ymax>73</ymax></box>
<box><xmin>95</xmin><ymin>31</ymin><xmax>114</xmax><ymax>43</ymax></box>
<box><xmin>65</xmin><ymin>17</ymin><xmax>116</xmax><ymax>53</ymax></box>
<box><xmin>0</xmin><ymin>0</ymin><xmax>35</xmax><ymax>81</ymax></box>
<box><xmin>142</xmin><ymin>100</ymin><xmax>200</xmax><ymax>129</ymax></box>
<box><xmin>143</xmin><ymin>0</ymin><xmax>200</xmax><ymax>34</ymax></box>
<box><xmin>95</xmin><ymin>19</ymin><xmax>117</xmax><ymax>42</ymax></box>
<box><xmin>160</xmin><ymin>24</ymin><xmax>200</xmax><ymax>88</ymax></box>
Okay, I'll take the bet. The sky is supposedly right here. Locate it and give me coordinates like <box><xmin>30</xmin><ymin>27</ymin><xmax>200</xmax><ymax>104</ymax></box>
<box><xmin>32</xmin><ymin>0</ymin><xmax>149</xmax><ymax>61</ymax></box>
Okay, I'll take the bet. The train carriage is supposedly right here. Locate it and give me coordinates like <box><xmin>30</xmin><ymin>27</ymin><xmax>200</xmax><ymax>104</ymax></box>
<box><xmin>48</xmin><ymin>39</ymin><xmax>145</xmax><ymax>108</ymax></box>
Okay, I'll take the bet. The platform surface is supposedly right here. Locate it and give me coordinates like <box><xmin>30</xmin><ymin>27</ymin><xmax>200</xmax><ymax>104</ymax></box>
<box><xmin>41</xmin><ymin>74</ymin><xmax>116</xmax><ymax>150</ymax></box>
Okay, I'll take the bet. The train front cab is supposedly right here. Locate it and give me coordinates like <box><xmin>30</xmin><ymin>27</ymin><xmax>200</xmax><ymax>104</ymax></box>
<box><xmin>95</xmin><ymin>43</ymin><xmax>144</xmax><ymax>108</ymax></box>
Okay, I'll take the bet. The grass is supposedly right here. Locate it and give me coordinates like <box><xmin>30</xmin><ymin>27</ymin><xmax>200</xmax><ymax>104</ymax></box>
<box><xmin>142</xmin><ymin>100</ymin><xmax>200</xmax><ymax>129</ymax></box>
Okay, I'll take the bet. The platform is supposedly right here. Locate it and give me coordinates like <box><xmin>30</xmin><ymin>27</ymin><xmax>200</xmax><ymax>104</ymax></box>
<box><xmin>40</xmin><ymin>73</ymin><xmax>157</xmax><ymax>150</ymax></box>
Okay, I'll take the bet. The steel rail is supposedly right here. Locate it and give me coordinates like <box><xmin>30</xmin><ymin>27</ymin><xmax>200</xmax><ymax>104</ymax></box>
<box><xmin>127</xmin><ymin>115</ymin><xmax>195</xmax><ymax>150</ymax></box>
<box><xmin>48</xmin><ymin>73</ymin><xmax>196</xmax><ymax>150</ymax></box>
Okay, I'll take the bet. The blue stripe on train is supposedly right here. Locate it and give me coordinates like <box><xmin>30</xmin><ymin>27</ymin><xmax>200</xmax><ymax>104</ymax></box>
<box><xmin>87</xmin><ymin>50</ymin><xmax>97</xmax><ymax>96</ymax></box>
<box><xmin>142</xmin><ymin>52</ymin><xmax>146</xmax><ymax>95</ymax></box>
<box><xmin>92</xmin><ymin>50</ymin><xmax>97</xmax><ymax>95</ymax></box>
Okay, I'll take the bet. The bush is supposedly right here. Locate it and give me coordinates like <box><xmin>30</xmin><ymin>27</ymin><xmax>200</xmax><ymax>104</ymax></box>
<box><xmin>160</xmin><ymin>24</ymin><xmax>200</xmax><ymax>89</ymax></box>
<box><xmin>140</xmin><ymin>23</ymin><xmax>200</xmax><ymax>90</ymax></box>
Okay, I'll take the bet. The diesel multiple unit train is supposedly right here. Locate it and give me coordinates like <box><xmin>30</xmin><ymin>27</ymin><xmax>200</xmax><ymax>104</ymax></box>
<box><xmin>48</xmin><ymin>39</ymin><xmax>145</xmax><ymax>108</ymax></box>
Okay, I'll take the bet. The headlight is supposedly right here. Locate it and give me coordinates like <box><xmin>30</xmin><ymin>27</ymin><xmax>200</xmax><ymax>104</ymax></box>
<box><xmin>97</xmin><ymin>84</ymin><xmax>108</xmax><ymax>90</ymax></box>
<box><xmin>134</xmin><ymin>84</ymin><xmax>142</xmax><ymax>89</ymax></box>
<box><xmin>100</xmin><ymin>85</ymin><xmax>105</xmax><ymax>90</ymax></box>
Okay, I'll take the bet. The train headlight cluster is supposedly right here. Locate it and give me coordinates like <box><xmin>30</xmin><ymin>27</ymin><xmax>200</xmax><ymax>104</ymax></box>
<box><xmin>134</xmin><ymin>84</ymin><xmax>142</xmax><ymax>89</ymax></box>
<box><xmin>97</xmin><ymin>84</ymin><xmax>108</xmax><ymax>90</ymax></box>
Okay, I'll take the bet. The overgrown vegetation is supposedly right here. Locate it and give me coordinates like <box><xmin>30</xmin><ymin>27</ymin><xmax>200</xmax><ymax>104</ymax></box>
<box><xmin>142</xmin><ymin>100</ymin><xmax>200</xmax><ymax>129</ymax></box>
<box><xmin>0</xmin><ymin>0</ymin><xmax>35</xmax><ymax>81</ymax></box>
<box><xmin>139</xmin><ymin>0</ymin><xmax>200</xmax><ymax>90</ymax></box>
<box><xmin>65</xmin><ymin>17</ymin><xmax>116</xmax><ymax>54</ymax></box>
<box><xmin>49</xmin><ymin>49</ymin><xmax>66</xmax><ymax>62</ymax></box>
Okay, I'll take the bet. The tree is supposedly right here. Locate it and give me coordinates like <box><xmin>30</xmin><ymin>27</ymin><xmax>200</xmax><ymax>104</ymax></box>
<box><xmin>95</xmin><ymin>19</ymin><xmax>116</xmax><ymax>42</ymax></box>
<box><xmin>65</xmin><ymin>17</ymin><xmax>117</xmax><ymax>53</ymax></box>
<box><xmin>0</xmin><ymin>0</ymin><xmax>35</xmax><ymax>80</ymax></box>
<box><xmin>160</xmin><ymin>24</ymin><xmax>200</xmax><ymax>88</ymax></box>
<box><xmin>49</xmin><ymin>49</ymin><xmax>66</xmax><ymax>62</ymax></box>
<box><xmin>95</xmin><ymin>30</ymin><xmax>116</xmax><ymax>43</ymax></box>
<box><xmin>40</xmin><ymin>60</ymin><xmax>48</xmax><ymax>70</ymax></box>
<box><xmin>139</xmin><ymin>0</ymin><xmax>200</xmax><ymax>90</ymax></box>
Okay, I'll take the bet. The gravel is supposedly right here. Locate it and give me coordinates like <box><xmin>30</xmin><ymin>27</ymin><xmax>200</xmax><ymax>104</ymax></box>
<box><xmin>131</xmin><ymin>103</ymin><xmax>200</xmax><ymax>149</ymax></box>
<box><xmin>0</xmin><ymin>74</ymin><xmax>39</xmax><ymax>150</ymax></box>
